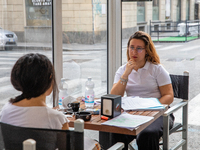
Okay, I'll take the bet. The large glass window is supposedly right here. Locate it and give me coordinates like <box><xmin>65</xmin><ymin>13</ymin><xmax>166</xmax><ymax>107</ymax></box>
<box><xmin>122</xmin><ymin>1</ymin><xmax>136</xmax><ymax>65</ymax></box>
<box><xmin>61</xmin><ymin>0</ymin><xmax>107</xmax><ymax>99</ymax></box>
<box><xmin>25</xmin><ymin>0</ymin><xmax>52</xmax><ymax>26</ymax></box>
<box><xmin>137</xmin><ymin>2</ymin><xmax>145</xmax><ymax>22</ymax></box>
<box><xmin>0</xmin><ymin>0</ymin><xmax>53</xmax><ymax>110</ymax></box>
<box><xmin>176</xmin><ymin>0</ymin><xmax>181</xmax><ymax>22</ymax></box>
<box><xmin>121</xmin><ymin>0</ymin><xmax>200</xmax><ymax>147</ymax></box>
<box><xmin>165</xmin><ymin>0</ymin><xmax>171</xmax><ymax>19</ymax></box>
<box><xmin>186</xmin><ymin>0</ymin><xmax>190</xmax><ymax>20</ymax></box>
<box><xmin>152</xmin><ymin>0</ymin><xmax>159</xmax><ymax>20</ymax></box>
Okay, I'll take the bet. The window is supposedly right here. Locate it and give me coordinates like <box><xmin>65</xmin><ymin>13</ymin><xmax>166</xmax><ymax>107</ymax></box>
<box><xmin>152</xmin><ymin>0</ymin><xmax>159</xmax><ymax>20</ymax></box>
<box><xmin>176</xmin><ymin>0</ymin><xmax>181</xmax><ymax>22</ymax></box>
<box><xmin>186</xmin><ymin>0</ymin><xmax>190</xmax><ymax>20</ymax></box>
<box><xmin>61</xmin><ymin>0</ymin><xmax>107</xmax><ymax>99</ymax></box>
<box><xmin>165</xmin><ymin>0</ymin><xmax>171</xmax><ymax>20</ymax></box>
<box><xmin>0</xmin><ymin>0</ymin><xmax>53</xmax><ymax>109</ymax></box>
<box><xmin>25</xmin><ymin>0</ymin><xmax>52</xmax><ymax>26</ymax></box>
<box><xmin>137</xmin><ymin>2</ymin><xmax>145</xmax><ymax>22</ymax></box>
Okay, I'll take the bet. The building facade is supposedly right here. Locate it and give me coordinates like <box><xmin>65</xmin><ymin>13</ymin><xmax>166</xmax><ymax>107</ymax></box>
<box><xmin>0</xmin><ymin>0</ymin><xmax>198</xmax><ymax>44</ymax></box>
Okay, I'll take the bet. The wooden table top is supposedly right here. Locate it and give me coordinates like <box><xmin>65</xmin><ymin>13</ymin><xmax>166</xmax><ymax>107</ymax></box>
<box><xmin>68</xmin><ymin>98</ymin><xmax>167</xmax><ymax>136</ymax></box>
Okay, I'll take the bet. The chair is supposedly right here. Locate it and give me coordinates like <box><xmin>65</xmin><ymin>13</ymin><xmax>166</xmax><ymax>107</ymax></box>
<box><xmin>162</xmin><ymin>71</ymin><xmax>189</xmax><ymax>150</ymax></box>
<box><xmin>0</xmin><ymin>119</ymin><xmax>124</xmax><ymax>150</ymax></box>
<box><xmin>0</xmin><ymin>119</ymin><xmax>85</xmax><ymax>150</ymax></box>
<box><xmin>128</xmin><ymin>71</ymin><xmax>189</xmax><ymax>150</ymax></box>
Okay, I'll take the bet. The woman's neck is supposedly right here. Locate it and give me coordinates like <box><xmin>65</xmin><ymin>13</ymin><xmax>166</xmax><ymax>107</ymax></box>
<box><xmin>13</xmin><ymin>95</ymin><xmax>47</xmax><ymax>107</ymax></box>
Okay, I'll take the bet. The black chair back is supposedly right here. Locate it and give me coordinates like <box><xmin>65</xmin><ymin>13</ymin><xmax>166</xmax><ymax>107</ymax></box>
<box><xmin>170</xmin><ymin>74</ymin><xmax>189</xmax><ymax>100</ymax></box>
<box><xmin>0</xmin><ymin>122</ymin><xmax>84</xmax><ymax>150</ymax></box>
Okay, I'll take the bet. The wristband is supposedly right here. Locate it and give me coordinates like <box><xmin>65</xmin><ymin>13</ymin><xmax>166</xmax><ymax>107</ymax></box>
<box><xmin>120</xmin><ymin>77</ymin><xmax>128</xmax><ymax>85</ymax></box>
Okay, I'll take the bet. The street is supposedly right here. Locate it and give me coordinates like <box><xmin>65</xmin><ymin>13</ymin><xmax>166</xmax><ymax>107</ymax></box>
<box><xmin>1</xmin><ymin>39</ymin><xmax>200</xmax><ymax>149</ymax></box>
<box><xmin>1</xmin><ymin>40</ymin><xmax>200</xmax><ymax>108</ymax></box>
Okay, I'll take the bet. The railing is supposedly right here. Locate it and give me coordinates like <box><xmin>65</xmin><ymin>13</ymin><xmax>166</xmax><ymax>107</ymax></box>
<box><xmin>150</xmin><ymin>20</ymin><xmax>200</xmax><ymax>42</ymax></box>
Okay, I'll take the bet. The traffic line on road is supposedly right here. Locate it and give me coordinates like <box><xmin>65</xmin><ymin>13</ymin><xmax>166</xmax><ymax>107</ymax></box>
<box><xmin>0</xmin><ymin>62</ymin><xmax>15</xmax><ymax>65</ymax></box>
<box><xmin>0</xmin><ymin>77</ymin><xmax>10</xmax><ymax>83</ymax></box>
<box><xmin>0</xmin><ymin>85</ymin><xmax>15</xmax><ymax>93</ymax></box>
<box><xmin>155</xmin><ymin>45</ymin><xmax>163</xmax><ymax>48</ymax></box>
<box><xmin>179</xmin><ymin>45</ymin><xmax>200</xmax><ymax>52</ymax></box>
<box><xmin>0</xmin><ymin>68</ymin><xmax>12</xmax><ymax>70</ymax></box>
<box><xmin>157</xmin><ymin>45</ymin><xmax>182</xmax><ymax>51</ymax></box>
<box><xmin>0</xmin><ymin>57</ymin><xmax>17</xmax><ymax>61</ymax></box>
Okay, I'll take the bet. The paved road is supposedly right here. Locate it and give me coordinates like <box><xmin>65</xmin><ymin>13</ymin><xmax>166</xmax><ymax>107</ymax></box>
<box><xmin>1</xmin><ymin>40</ymin><xmax>200</xmax><ymax>149</ymax></box>
<box><xmin>0</xmin><ymin>40</ymin><xmax>200</xmax><ymax>108</ymax></box>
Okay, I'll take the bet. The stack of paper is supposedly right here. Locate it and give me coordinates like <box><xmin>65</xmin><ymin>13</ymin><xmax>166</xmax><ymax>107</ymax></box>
<box><xmin>101</xmin><ymin>112</ymin><xmax>154</xmax><ymax>131</ymax></box>
<box><xmin>122</xmin><ymin>97</ymin><xmax>165</xmax><ymax>111</ymax></box>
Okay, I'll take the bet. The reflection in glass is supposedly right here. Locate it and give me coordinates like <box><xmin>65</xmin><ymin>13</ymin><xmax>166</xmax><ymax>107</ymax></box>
<box><xmin>137</xmin><ymin>2</ymin><xmax>145</xmax><ymax>22</ymax></box>
<box><xmin>186</xmin><ymin>0</ymin><xmax>190</xmax><ymax>20</ymax></box>
<box><xmin>0</xmin><ymin>0</ymin><xmax>53</xmax><ymax>109</ymax></box>
<box><xmin>62</xmin><ymin>1</ymin><xmax>107</xmax><ymax>99</ymax></box>
<box><xmin>152</xmin><ymin>0</ymin><xmax>159</xmax><ymax>21</ymax></box>
<box><xmin>165</xmin><ymin>0</ymin><xmax>171</xmax><ymax>20</ymax></box>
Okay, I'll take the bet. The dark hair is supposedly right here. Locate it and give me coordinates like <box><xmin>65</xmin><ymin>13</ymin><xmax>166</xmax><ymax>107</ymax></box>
<box><xmin>127</xmin><ymin>31</ymin><xmax>160</xmax><ymax>64</ymax></box>
<box><xmin>10</xmin><ymin>53</ymin><xmax>58</xmax><ymax>103</ymax></box>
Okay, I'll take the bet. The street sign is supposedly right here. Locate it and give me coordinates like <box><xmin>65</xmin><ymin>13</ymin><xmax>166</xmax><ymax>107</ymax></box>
<box><xmin>122</xmin><ymin>0</ymin><xmax>152</xmax><ymax>1</ymax></box>
<box><xmin>32</xmin><ymin>0</ymin><xmax>51</xmax><ymax>6</ymax></box>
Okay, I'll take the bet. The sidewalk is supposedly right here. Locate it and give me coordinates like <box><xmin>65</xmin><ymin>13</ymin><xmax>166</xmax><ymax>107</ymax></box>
<box><xmin>17</xmin><ymin>42</ymin><xmax>107</xmax><ymax>51</ymax></box>
<box><xmin>17</xmin><ymin>39</ymin><xmax>128</xmax><ymax>51</ymax></box>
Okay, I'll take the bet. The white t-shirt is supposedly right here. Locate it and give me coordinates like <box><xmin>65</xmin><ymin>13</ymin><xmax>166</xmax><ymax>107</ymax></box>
<box><xmin>114</xmin><ymin>61</ymin><xmax>171</xmax><ymax>99</ymax></box>
<box><xmin>0</xmin><ymin>102</ymin><xmax>69</xmax><ymax>129</ymax></box>
<box><xmin>0</xmin><ymin>103</ymin><xmax>101</xmax><ymax>150</ymax></box>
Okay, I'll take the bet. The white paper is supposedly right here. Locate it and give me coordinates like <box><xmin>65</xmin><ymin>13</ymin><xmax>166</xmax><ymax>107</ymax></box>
<box><xmin>101</xmin><ymin>112</ymin><xmax>154</xmax><ymax>130</ymax></box>
<box><xmin>122</xmin><ymin>97</ymin><xmax>165</xmax><ymax>111</ymax></box>
<box><xmin>94</xmin><ymin>99</ymin><xmax>101</xmax><ymax>103</ymax></box>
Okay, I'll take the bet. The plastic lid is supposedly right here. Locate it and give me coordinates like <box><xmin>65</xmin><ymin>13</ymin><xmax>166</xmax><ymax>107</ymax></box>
<box><xmin>88</xmin><ymin>77</ymin><xmax>92</xmax><ymax>81</ymax></box>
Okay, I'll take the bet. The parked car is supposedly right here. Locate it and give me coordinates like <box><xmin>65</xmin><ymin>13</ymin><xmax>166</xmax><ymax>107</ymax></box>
<box><xmin>0</xmin><ymin>27</ymin><xmax>18</xmax><ymax>50</ymax></box>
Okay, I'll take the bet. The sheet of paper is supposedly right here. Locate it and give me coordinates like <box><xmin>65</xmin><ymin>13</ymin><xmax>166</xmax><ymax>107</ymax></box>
<box><xmin>122</xmin><ymin>97</ymin><xmax>165</xmax><ymax>111</ymax></box>
<box><xmin>94</xmin><ymin>99</ymin><xmax>101</xmax><ymax>103</ymax></box>
<box><xmin>101</xmin><ymin>112</ymin><xmax>154</xmax><ymax>131</ymax></box>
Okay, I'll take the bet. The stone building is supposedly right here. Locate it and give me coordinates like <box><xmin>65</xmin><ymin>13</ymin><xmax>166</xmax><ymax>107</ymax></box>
<box><xmin>0</xmin><ymin>0</ymin><xmax>198</xmax><ymax>44</ymax></box>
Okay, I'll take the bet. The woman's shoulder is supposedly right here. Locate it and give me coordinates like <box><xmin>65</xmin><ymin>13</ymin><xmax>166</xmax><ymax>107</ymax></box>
<box><xmin>117</xmin><ymin>63</ymin><xmax>126</xmax><ymax>71</ymax></box>
<box><xmin>1</xmin><ymin>102</ymin><xmax>16</xmax><ymax>112</ymax></box>
<box><xmin>147</xmin><ymin>62</ymin><xmax>166</xmax><ymax>71</ymax></box>
<box><xmin>45</xmin><ymin>107</ymin><xmax>65</xmax><ymax>118</ymax></box>
<box><xmin>45</xmin><ymin>107</ymin><xmax>69</xmax><ymax>126</ymax></box>
<box><xmin>146</xmin><ymin>62</ymin><xmax>169</xmax><ymax>76</ymax></box>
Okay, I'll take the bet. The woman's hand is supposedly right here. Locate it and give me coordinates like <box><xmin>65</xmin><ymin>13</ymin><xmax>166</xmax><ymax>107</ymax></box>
<box><xmin>122</xmin><ymin>60</ymin><xmax>137</xmax><ymax>78</ymax></box>
<box><xmin>111</xmin><ymin>60</ymin><xmax>138</xmax><ymax>96</ymax></box>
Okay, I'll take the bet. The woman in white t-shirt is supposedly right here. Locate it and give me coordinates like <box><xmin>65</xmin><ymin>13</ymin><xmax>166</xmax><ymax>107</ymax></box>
<box><xmin>110</xmin><ymin>31</ymin><xmax>174</xmax><ymax>150</ymax></box>
<box><xmin>0</xmin><ymin>53</ymin><xmax>101</xmax><ymax>150</ymax></box>
<box><xmin>0</xmin><ymin>53</ymin><xmax>69</xmax><ymax>130</ymax></box>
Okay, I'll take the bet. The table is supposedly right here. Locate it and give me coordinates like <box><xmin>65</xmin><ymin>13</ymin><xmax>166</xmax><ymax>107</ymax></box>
<box><xmin>68</xmin><ymin>99</ymin><xmax>167</xmax><ymax>149</ymax></box>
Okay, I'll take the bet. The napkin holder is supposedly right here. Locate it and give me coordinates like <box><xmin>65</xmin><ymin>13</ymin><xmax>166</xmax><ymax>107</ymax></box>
<box><xmin>101</xmin><ymin>94</ymin><xmax>121</xmax><ymax>118</ymax></box>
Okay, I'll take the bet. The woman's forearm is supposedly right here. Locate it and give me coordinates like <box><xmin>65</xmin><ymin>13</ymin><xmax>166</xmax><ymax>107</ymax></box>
<box><xmin>159</xmin><ymin>95</ymin><xmax>173</xmax><ymax>105</ymax></box>
<box><xmin>110</xmin><ymin>81</ymin><xmax>127</xmax><ymax>96</ymax></box>
<box><xmin>159</xmin><ymin>84</ymin><xmax>174</xmax><ymax>105</ymax></box>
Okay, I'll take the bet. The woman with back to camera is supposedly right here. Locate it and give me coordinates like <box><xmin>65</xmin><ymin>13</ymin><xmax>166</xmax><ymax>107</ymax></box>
<box><xmin>110</xmin><ymin>31</ymin><xmax>174</xmax><ymax>150</ymax></box>
<box><xmin>0</xmin><ymin>53</ymin><xmax>101</xmax><ymax>150</ymax></box>
<box><xmin>0</xmin><ymin>53</ymin><xmax>69</xmax><ymax>130</ymax></box>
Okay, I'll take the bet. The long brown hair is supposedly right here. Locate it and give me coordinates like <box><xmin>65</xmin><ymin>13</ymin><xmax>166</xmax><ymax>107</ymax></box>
<box><xmin>126</xmin><ymin>31</ymin><xmax>160</xmax><ymax>64</ymax></box>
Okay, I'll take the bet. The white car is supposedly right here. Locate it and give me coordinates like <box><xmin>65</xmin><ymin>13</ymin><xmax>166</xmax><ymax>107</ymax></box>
<box><xmin>0</xmin><ymin>27</ymin><xmax>18</xmax><ymax>50</ymax></box>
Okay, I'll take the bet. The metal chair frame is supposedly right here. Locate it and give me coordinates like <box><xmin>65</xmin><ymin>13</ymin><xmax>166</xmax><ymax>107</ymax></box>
<box><xmin>128</xmin><ymin>71</ymin><xmax>189</xmax><ymax>150</ymax></box>
<box><xmin>162</xmin><ymin>71</ymin><xmax>189</xmax><ymax>150</ymax></box>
